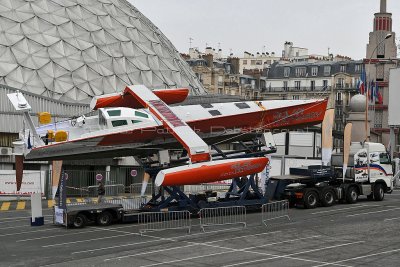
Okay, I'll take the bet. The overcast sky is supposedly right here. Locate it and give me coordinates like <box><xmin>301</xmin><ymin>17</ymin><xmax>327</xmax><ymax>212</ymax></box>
<box><xmin>129</xmin><ymin>0</ymin><xmax>400</xmax><ymax>60</ymax></box>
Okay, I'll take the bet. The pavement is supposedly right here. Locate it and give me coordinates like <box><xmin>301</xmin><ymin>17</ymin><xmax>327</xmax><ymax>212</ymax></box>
<box><xmin>0</xmin><ymin>191</ymin><xmax>400</xmax><ymax>267</ymax></box>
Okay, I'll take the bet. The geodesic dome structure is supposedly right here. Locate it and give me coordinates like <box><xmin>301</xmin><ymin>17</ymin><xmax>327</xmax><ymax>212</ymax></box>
<box><xmin>0</xmin><ymin>0</ymin><xmax>205</xmax><ymax>102</ymax></box>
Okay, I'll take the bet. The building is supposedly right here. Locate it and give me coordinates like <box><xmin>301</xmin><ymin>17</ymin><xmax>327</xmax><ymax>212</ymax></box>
<box><xmin>0</xmin><ymin>0</ymin><xmax>206</xmax><ymax>173</ymax></box>
<box><xmin>365</xmin><ymin>0</ymin><xmax>399</xmax><ymax>147</ymax></box>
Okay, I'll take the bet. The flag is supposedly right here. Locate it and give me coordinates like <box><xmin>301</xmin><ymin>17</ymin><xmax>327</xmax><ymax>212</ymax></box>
<box><xmin>27</xmin><ymin>131</ymin><xmax>32</xmax><ymax>149</ymax></box>
<box><xmin>358</xmin><ymin>68</ymin><xmax>366</xmax><ymax>95</ymax></box>
<box><xmin>377</xmin><ymin>87</ymin><xmax>383</xmax><ymax>104</ymax></box>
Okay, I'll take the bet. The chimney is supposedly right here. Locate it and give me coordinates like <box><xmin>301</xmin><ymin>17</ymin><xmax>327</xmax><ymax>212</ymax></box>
<box><xmin>203</xmin><ymin>53</ymin><xmax>213</xmax><ymax>67</ymax></box>
<box><xmin>380</xmin><ymin>0</ymin><xmax>386</xmax><ymax>13</ymax></box>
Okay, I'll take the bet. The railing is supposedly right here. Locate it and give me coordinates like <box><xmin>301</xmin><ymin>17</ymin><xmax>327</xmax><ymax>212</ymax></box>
<box><xmin>86</xmin><ymin>184</ymin><xmax>125</xmax><ymax>197</ymax></box>
<box><xmin>263</xmin><ymin>86</ymin><xmax>332</xmax><ymax>93</ymax></box>
<box><xmin>198</xmin><ymin>206</ymin><xmax>246</xmax><ymax>232</ymax></box>
<box><xmin>137</xmin><ymin>211</ymin><xmax>192</xmax><ymax>234</ymax></box>
<box><xmin>130</xmin><ymin>183</ymin><xmax>154</xmax><ymax>196</ymax></box>
<box><xmin>261</xmin><ymin>200</ymin><xmax>290</xmax><ymax>227</ymax></box>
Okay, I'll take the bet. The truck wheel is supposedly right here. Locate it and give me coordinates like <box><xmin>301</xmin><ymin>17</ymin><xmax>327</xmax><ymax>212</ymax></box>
<box><xmin>345</xmin><ymin>187</ymin><xmax>358</xmax><ymax>204</ymax></box>
<box><xmin>73</xmin><ymin>213</ymin><xmax>87</xmax><ymax>228</ymax></box>
<box><xmin>373</xmin><ymin>184</ymin><xmax>385</xmax><ymax>201</ymax></box>
<box><xmin>303</xmin><ymin>190</ymin><xmax>318</xmax><ymax>209</ymax></box>
<box><xmin>320</xmin><ymin>189</ymin><xmax>335</xmax><ymax>207</ymax></box>
<box><xmin>97</xmin><ymin>211</ymin><xmax>113</xmax><ymax>226</ymax></box>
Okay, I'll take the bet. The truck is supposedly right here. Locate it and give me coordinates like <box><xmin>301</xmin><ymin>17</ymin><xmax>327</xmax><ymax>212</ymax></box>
<box><xmin>268</xmin><ymin>142</ymin><xmax>397</xmax><ymax>208</ymax></box>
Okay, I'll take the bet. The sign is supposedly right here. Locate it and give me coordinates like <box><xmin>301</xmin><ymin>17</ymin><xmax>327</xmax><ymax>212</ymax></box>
<box><xmin>130</xmin><ymin>170</ymin><xmax>138</xmax><ymax>177</ymax></box>
<box><xmin>54</xmin><ymin>206</ymin><xmax>64</xmax><ymax>224</ymax></box>
<box><xmin>0</xmin><ymin>170</ymin><xmax>45</xmax><ymax>196</ymax></box>
<box><xmin>96</xmin><ymin>174</ymin><xmax>103</xmax><ymax>181</ymax></box>
<box><xmin>57</xmin><ymin>171</ymin><xmax>67</xmax><ymax>209</ymax></box>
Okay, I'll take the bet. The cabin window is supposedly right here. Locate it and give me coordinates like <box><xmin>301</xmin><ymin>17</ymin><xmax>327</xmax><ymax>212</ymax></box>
<box><xmin>235</xmin><ymin>102</ymin><xmax>250</xmax><ymax>109</ymax></box>
<box><xmin>111</xmin><ymin>120</ymin><xmax>128</xmax><ymax>127</ymax></box>
<box><xmin>208</xmin><ymin>110</ymin><xmax>221</xmax><ymax>116</ymax></box>
<box><xmin>132</xmin><ymin>120</ymin><xmax>142</xmax><ymax>124</ymax></box>
<box><xmin>201</xmin><ymin>103</ymin><xmax>213</xmax><ymax>108</ymax></box>
<box><xmin>135</xmin><ymin>111</ymin><xmax>149</xmax><ymax>118</ymax></box>
<box><xmin>107</xmin><ymin>110</ymin><xmax>121</xmax><ymax>117</ymax></box>
<box><xmin>379</xmin><ymin>152</ymin><xmax>391</xmax><ymax>164</ymax></box>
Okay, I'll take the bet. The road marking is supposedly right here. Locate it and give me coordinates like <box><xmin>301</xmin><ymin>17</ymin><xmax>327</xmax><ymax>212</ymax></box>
<box><xmin>106</xmin><ymin>235</ymin><xmax>321</xmax><ymax>262</ymax></box>
<box><xmin>311</xmin><ymin>204</ymin><xmax>379</xmax><ymax>214</ymax></box>
<box><xmin>42</xmin><ymin>232</ymin><xmax>141</xmax><ymax>247</ymax></box>
<box><xmin>311</xmin><ymin>248</ymin><xmax>400</xmax><ymax>267</ymax></box>
<box><xmin>0</xmin><ymin>215</ymin><xmax>52</xmax><ymax>223</ymax></box>
<box><xmin>0</xmin><ymin>227</ymin><xmax>58</xmax><ymax>237</ymax></box>
<box><xmin>222</xmin><ymin>241</ymin><xmax>363</xmax><ymax>267</ymax></box>
<box><xmin>0</xmin><ymin>202</ymin><xmax>11</xmax><ymax>211</ymax></box>
<box><xmin>75</xmin><ymin>198</ymin><xmax>83</xmax><ymax>203</ymax></box>
<box><xmin>346</xmin><ymin>207</ymin><xmax>400</xmax><ymax>217</ymax></box>
<box><xmin>48</xmin><ymin>200</ymin><xmax>54</xmax><ymax>208</ymax></box>
<box><xmin>384</xmin><ymin>217</ymin><xmax>400</xmax><ymax>221</ymax></box>
<box><xmin>16</xmin><ymin>201</ymin><xmax>26</xmax><ymax>210</ymax></box>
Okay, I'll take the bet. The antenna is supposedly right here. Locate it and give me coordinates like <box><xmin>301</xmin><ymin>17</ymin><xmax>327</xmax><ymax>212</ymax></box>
<box><xmin>189</xmin><ymin>37</ymin><xmax>193</xmax><ymax>49</ymax></box>
<box><xmin>218</xmin><ymin>42</ymin><xmax>221</xmax><ymax>49</ymax></box>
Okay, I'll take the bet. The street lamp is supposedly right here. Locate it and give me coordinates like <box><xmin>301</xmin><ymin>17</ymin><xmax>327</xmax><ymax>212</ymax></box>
<box><xmin>365</xmin><ymin>33</ymin><xmax>392</xmax><ymax>142</ymax></box>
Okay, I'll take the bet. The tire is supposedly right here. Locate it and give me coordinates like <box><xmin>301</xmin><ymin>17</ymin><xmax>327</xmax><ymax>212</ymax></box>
<box><xmin>320</xmin><ymin>188</ymin><xmax>335</xmax><ymax>207</ymax></box>
<box><xmin>73</xmin><ymin>213</ymin><xmax>87</xmax><ymax>228</ymax></box>
<box><xmin>303</xmin><ymin>190</ymin><xmax>318</xmax><ymax>209</ymax></box>
<box><xmin>373</xmin><ymin>184</ymin><xmax>385</xmax><ymax>201</ymax></box>
<box><xmin>97</xmin><ymin>211</ymin><xmax>113</xmax><ymax>226</ymax></box>
<box><xmin>345</xmin><ymin>187</ymin><xmax>358</xmax><ymax>204</ymax></box>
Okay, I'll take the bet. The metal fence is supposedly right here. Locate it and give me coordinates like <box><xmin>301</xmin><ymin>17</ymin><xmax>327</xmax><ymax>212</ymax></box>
<box><xmin>129</xmin><ymin>183</ymin><xmax>154</xmax><ymax>196</ymax></box>
<box><xmin>184</xmin><ymin>183</ymin><xmax>231</xmax><ymax>194</ymax></box>
<box><xmin>261</xmin><ymin>200</ymin><xmax>290</xmax><ymax>226</ymax></box>
<box><xmin>198</xmin><ymin>206</ymin><xmax>246</xmax><ymax>232</ymax></box>
<box><xmin>137</xmin><ymin>211</ymin><xmax>192</xmax><ymax>234</ymax></box>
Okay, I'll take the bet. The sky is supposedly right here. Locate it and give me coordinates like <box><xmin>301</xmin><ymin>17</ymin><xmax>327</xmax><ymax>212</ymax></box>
<box><xmin>129</xmin><ymin>0</ymin><xmax>400</xmax><ymax>60</ymax></box>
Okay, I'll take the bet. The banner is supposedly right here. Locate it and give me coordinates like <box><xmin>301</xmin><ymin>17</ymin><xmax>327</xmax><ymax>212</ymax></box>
<box><xmin>52</xmin><ymin>160</ymin><xmax>63</xmax><ymax>199</ymax></box>
<box><xmin>57</xmin><ymin>171</ymin><xmax>67</xmax><ymax>210</ymax></box>
<box><xmin>54</xmin><ymin>206</ymin><xmax>64</xmax><ymax>224</ymax></box>
<box><xmin>0</xmin><ymin>170</ymin><xmax>45</xmax><ymax>196</ymax></box>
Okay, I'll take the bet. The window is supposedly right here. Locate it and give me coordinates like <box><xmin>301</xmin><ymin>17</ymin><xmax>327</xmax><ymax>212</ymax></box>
<box><xmin>209</xmin><ymin>110</ymin><xmax>221</xmax><ymax>116</ymax></box>
<box><xmin>201</xmin><ymin>103</ymin><xmax>213</xmax><ymax>108</ymax></box>
<box><xmin>323</xmin><ymin>80</ymin><xmax>328</xmax><ymax>90</ymax></box>
<box><xmin>337</xmin><ymin>78</ymin><xmax>345</xmax><ymax>88</ymax></box>
<box><xmin>340</xmin><ymin>65</ymin><xmax>346</xmax><ymax>72</ymax></box>
<box><xmin>295</xmin><ymin>81</ymin><xmax>301</xmax><ymax>90</ymax></box>
<box><xmin>311</xmin><ymin>80</ymin><xmax>315</xmax><ymax>91</ymax></box>
<box><xmin>379</xmin><ymin>152</ymin><xmax>391</xmax><ymax>164</ymax></box>
<box><xmin>135</xmin><ymin>111</ymin><xmax>148</xmax><ymax>118</ymax></box>
<box><xmin>355</xmin><ymin>64</ymin><xmax>361</xmax><ymax>73</ymax></box>
<box><xmin>295</xmin><ymin>67</ymin><xmax>306</xmax><ymax>77</ymax></box>
<box><xmin>107</xmin><ymin>110</ymin><xmax>121</xmax><ymax>117</ymax></box>
<box><xmin>284</xmin><ymin>67</ymin><xmax>290</xmax><ymax>77</ymax></box>
<box><xmin>112</xmin><ymin>120</ymin><xmax>128</xmax><ymax>127</ymax></box>
<box><xmin>311</xmin><ymin>67</ymin><xmax>318</xmax><ymax>76</ymax></box>
<box><xmin>283</xmin><ymin>81</ymin><xmax>288</xmax><ymax>91</ymax></box>
<box><xmin>323</xmin><ymin>66</ymin><xmax>331</xmax><ymax>76</ymax></box>
<box><xmin>132</xmin><ymin>120</ymin><xmax>142</xmax><ymax>124</ymax></box>
<box><xmin>243</xmin><ymin>60</ymin><xmax>247</xmax><ymax>65</ymax></box>
<box><xmin>250</xmin><ymin>60</ymin><xmax>256</xmax><ymax>65</ymax></box>
<box><xmin>256</xmin><ymin>60</ymin><xmax>262</xmax><ymax>65</ymax></box>
<box><xmin>235</xmin><ymin>102</ymin><xmax>250</xmax><ymax>109</ymax></box>
<box><xmin>292</xmin><ymin>95</ymin><xmax>300</xmax><ymax>100</ymax></box>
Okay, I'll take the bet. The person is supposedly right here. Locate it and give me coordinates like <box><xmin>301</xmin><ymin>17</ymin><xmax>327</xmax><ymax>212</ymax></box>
<box><xmin>97</xmin><ymin>181</ymin><xmax>105</xmax><ymax>204</ymax></box>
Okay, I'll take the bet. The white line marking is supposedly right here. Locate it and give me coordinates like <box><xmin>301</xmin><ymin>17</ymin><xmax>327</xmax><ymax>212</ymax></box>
<box><xmin>311</xmin><ymin>248</ymin><xmax>400</xmax><ymax>267</ymax></box>
<box><xmin>311</xmin><ymin>204</ymin><xmax>379</xmax><ymax>214</ymax></box>
<box><xmin>42</xmin><ymin>232</ymin><xmax>141</xmax><ymax>247</ymax></box>
<box><xmin>384</xmin><ymin>217</ymin><xmax>400</xmax><ymax>221</ymax></box>
<box><xmin>104</xmin><ymin>231</ymin><xmax>285</xmax><ymax>261</ymax></box>
<box><xmin>222</xmin><ymin>241</ymin><xmax>364</xmax><ymax>267</ymax></box>
<box><xmin>346</xmin><ymin>207</ymin><xmax>400</xmax><ymax>217</ymax></box>
<box><xmin>0</xmin><ymin>227</ymin><xmax>58</xmax><ymax>237</ymax></box>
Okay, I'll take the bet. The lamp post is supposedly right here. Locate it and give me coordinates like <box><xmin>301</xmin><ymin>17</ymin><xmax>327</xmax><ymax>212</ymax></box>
<box><xmin>365</xmin><ymin>33</ymin><xmax>392</xmax><ymax>142</ymax></box>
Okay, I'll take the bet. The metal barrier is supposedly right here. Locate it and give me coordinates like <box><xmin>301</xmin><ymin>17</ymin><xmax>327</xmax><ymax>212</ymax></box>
<box><xmin>103</xmin><ymin>197</ymin><xmax>147</xmax><ymax>210</ymax></box>
<box><xmin>198</xmin><ymin>206</ymin><xmax>246</xmax><ymax>232</ymax></box>
<box><xmin>137</xmin><ymin>211</ymin><xmax>191</xmax><ymax>234</ymax></box>
<box><xmin>129</xmin><ymin>183</ymin><xmax>154</xmax><ymax>196</ymax></box>
<box><xmin>261</xmin><ymin>200</ymin><xmax>290</xmax><ymax>226</ymax></box>
<box><xmin>87</xmin><ymin>184</ymin><xmax>125</xmax><ymax>197</ymax></box>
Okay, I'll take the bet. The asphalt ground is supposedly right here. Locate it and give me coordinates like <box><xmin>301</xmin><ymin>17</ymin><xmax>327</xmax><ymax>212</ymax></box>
<box><xmin>1</xmin><ymin>191</ymin><xmax>400</xmax><ymax>267</ymax></box>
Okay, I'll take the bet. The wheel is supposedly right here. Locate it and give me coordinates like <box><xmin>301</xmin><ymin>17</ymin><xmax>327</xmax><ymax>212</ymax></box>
<box><xmin>96</xmin><ymin>211</ymin><xmax>113</xmax><ymax>226</ymax></box>
<box><xmin>373</xmin><ymin>184</ymin><xmax>385</xmax><ymax>201</ymax></box>
<box><xmin>345</xmin><ymin>187</ymin><xmax>358</xmax><ymax>204</ymax></box>
<box><xmin>320</xmin><ymin>188</ymin><xmax>335</xmax><ymax>207</ymax></box>
<box><xmin>73</xmin><ymin>213</ymin><xmax>87</xmax><ymax>228</ymax></box>
<box><xmin>303</xmin><ymin>190</ymin><xmax>318</xmax><ymax>209</ymax></box>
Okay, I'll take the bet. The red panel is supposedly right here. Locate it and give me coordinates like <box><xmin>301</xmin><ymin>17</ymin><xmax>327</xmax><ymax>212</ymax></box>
<box><xmin>160</xmin><ymin>157</ymin><xmax>269</xmax><ymax>186</ymax></box>
<box><xmin>92</xmin><ymin>88</ymin><xmax>189</xmax><ymax>110</ymax></box>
